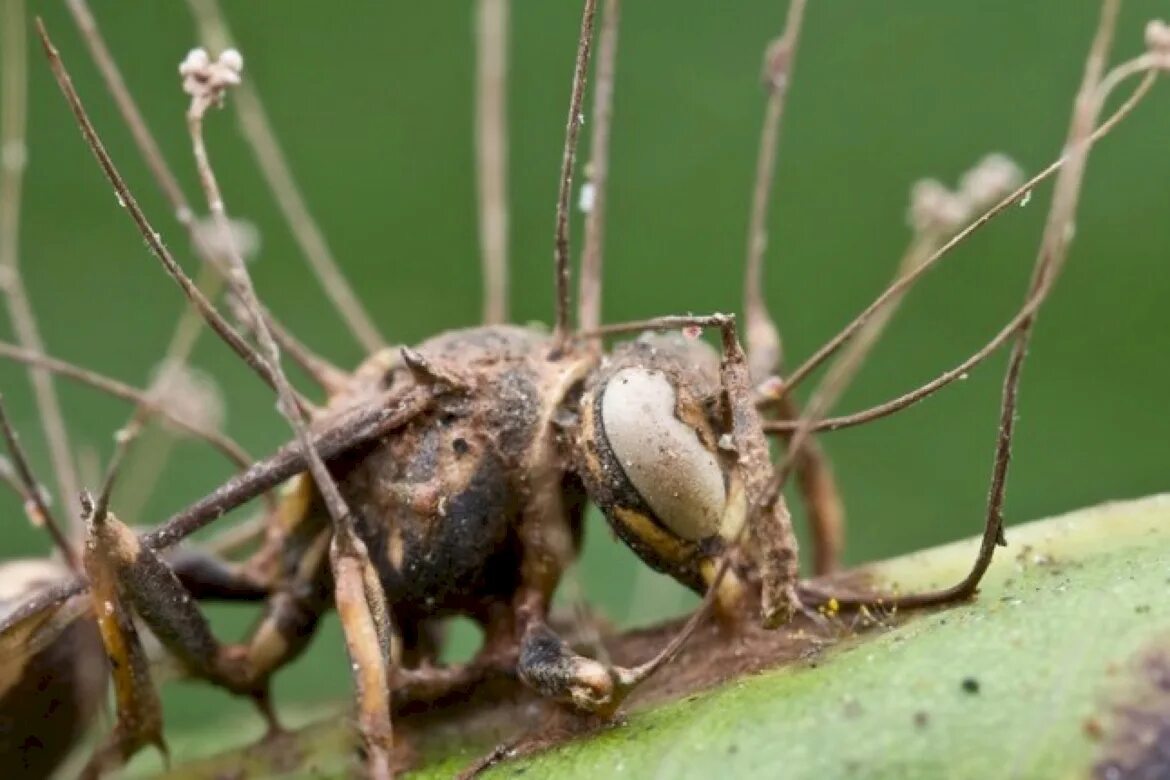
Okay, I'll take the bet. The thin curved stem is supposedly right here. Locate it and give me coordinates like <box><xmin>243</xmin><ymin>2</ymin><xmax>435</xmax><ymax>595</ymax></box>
<box><xmin>577</xmin><ymin>0</ymin><xmax>620</xmax><ymax>335</ymax></box>
<box><xmin>743</xmin><ymin>0</ymin><xmax>808</xmax><ymax>382</ymax></box>
<box><xmin>0</xmin><ymin>396</ymin><xmax>78</xmax><ymax>570</ymax></box>
<box><xmin>2</xmin><ymin>0</ymin><xmax>82</xmax><ymax>528</ymax></box>
<box><xmin>0</xmin><ymin>341</ymin><xmax>255</xmax><ymax>473</ymax></box>
<box><xmin>553</xmin><ymin>0</ymin><xmax>599</xmax><ymax>345</ymax></box>
<box><xmin>775</xmin><ymin>66</ymin><xmax>1158</xmax><ymax>401</ymax></box>
<box><xmin>476</xmin><ymin>0</ymin><xmax>510</xmax><ymax>325</ymax></box>
<box><xmin>764</xmin><ymin>68</ymin><xmax>1158</xmax><ymax>437</ymax></box>
<box><xmin>185</xmin><ymin>0</ymin><xmax>386</xmax><ymax>354</ymax></box>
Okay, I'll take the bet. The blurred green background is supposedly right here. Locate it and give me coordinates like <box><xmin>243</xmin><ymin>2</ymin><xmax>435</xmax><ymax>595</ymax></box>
<box><xmin>2</xmin><ymin>0</ymin><xmax>1168</xmax><ymax>754</ymax></box>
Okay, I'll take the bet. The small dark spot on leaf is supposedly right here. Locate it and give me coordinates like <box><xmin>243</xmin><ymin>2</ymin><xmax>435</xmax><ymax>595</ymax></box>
<box><xmin>961</xmin><ymin>677</ymin><xmax>981</xmax><ymax>694</ymax></box>
<box><xmin>913</xmin><ymin>711</ymin><xmax>930</xmax><ymax>729</ymax></box>
<box><xmin>727</xmin><ymin>743</ymin><xmax>739</xmax><ymax>755</ymax></box>
<box><xmin>1084</xmin><ymin>717</ymin><xmax>1105</xmax><ymax>740</ymax></box>
<box><xmin>1134</xmin><ymin>605</ymin><xmax>1151</xmax><ymax>615</ymax></box>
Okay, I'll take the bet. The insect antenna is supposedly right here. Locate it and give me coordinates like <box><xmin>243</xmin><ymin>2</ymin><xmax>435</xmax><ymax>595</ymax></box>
<box><xmin>553</xmin><ymin>0</ymin><xmax>599</xmax><ymax>346</ymax></box>
<box><xmin>183</xmin><ymin>0</ymin><xmax>387</xmax><ymax>355</ymax></box>
<box><xmin>2</xmin><ymin>0</ymin><xmax>82</xmax><ymax>531</ymax></box>
<box><xmin>476</xmin><ymin>0</ymin><xmax>510</xmax><ymax>324</ymax></box>
<box><xmin>0</xmin><ymin>396</ymin><xmax>78</xmax><ymax>570</ymax></box>
<box><xmin>576</xmin><ymin>0</ymin><xmax>620</xmax><ymax>336</ymax></box>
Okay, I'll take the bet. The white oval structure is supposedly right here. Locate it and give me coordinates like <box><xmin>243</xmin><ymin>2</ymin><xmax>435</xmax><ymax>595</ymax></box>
<box><xmin>601</xmin><ymin>367</ymin><xmax>725</xmax><ymax>541</ymax></box>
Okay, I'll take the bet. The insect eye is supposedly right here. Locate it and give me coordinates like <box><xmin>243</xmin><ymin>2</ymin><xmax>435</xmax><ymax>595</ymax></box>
<box><xmin>596</xmin><ymin>367</ymin><xmax>726</xmax><ymax>541</ymax></box>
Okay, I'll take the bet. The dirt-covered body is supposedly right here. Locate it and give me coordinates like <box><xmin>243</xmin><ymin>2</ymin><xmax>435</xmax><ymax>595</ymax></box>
<box><xmin>0</xmin><ymin>561</ymin><xmax>106</xmax><ymax>779</ymax></box>
<box><xmin>329</xmin><ymin>325</ymin><xmax>592</xmax><ymax>637</ymax></box>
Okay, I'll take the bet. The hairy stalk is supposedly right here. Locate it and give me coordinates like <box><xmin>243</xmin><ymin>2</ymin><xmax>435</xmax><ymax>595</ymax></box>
<box><xmin>0</xmin><ymin>340</ymin><xmax>255</xmax><ymax>474</ymax></box>
<box><xmin>553</xmin><ymin>0</ymin><xmax>599</xmax><ymax>345</ymax></box>
<box><xmin>577</xmin><ymin>0</ymin><xmax>621</xmax><ymax>335</ymax></box>
<box><xmin>65</xmin><ymin>0</ymin><xmax>341</xmax><ymax>517</ymax></box>
<box><xmin>476</xmin><ymin>0</ymin><xmax>510</xmax><ymax>325</ymax></box>
<box><xmin>774</xmin><ymin>64</ymin><xmax>1156</xmax><ymax>402</ymax></box>
<box><xmin>743</xmin><ymin>0</ymin><xmax>808</xmax><ymax>382</ymax></box>
<box><xmin>1</xmin><ymin>0</ymin><xmax>82</xmax><ymax>529</ymax></box>
<box><xmin>37</xmin><ymin>21</ymin><xmax>310</xmax><ymax>413</ymax></box>
<box><xmin>799</xmin><ymin>0</ymin><xmax>1126</xmax><ymax>611</ymax></box>
<box><xmin>737</xmin><ymin>0</ymin><xmax>845</xmax><ymax>575</ymax></box>
<box><xmin>0</xmin><ymin>396</ymin><xmax>78</xmax><ymax>569</ymax></box>
<box><xmin>764</xmin><ymin>67</ymin><xmax>1158</xmax><ymax>436</ymax></box>
<box><xmin>183</xmin><ymin>48</ymin><xmax>395</xmax><ymax>776</ymax></box>
<box><xmin>66</xmin><ymin>0</ymin><xmax>228</xmax><ymax>519</ymax></box>
<box><xmin>185</xmin><ymin>0</ymin><xmax>386</xmax><ymax>354</ymax></box>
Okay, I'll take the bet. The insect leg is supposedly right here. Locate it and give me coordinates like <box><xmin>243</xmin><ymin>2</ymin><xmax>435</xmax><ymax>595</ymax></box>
<box><xmin>82</xmin><ymin>496</ymin><xmax>337</xmax><ymax>757</ymax></box>
<box><xmin>328</xmin><ymin>525</ymin><xmax>396</xmax><ymax>779</ymax></box>
<box><xmin>79</xmin><ymin>499</ymin><xmax>167</xmax><ymax>777</ymax></box>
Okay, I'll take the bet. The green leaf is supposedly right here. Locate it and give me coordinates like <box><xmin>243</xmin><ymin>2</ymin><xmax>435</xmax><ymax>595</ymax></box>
<box><xmin>142</xmin><ymin>495</ymin><xmax>1170</xmax><ymax>779</ymax></box>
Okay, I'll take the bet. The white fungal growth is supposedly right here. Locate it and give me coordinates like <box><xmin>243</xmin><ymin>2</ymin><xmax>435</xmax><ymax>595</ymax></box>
<box><xmin>191</xmin><ymin>216</ymin><xmax>261</xmax><ymax>268</ymax></box>
<box><xmin>601</xmin><ymin>368</ymin><xmax>725</xmax><ymax>541</ymax></box>
<box><xmin>908</xmin><ymin>179</ymin><xmax>968</xmax><ymax>235</ymax></box>
<box><xmin>148</xmin><ymin>360</ymin><xmax>227</xmax><ymax>434</ymax></box>
<box><xmin>180</xmin><ymin>46</ymin><xmax>245</xmax><ymax>115</ymax></box>
<box><xmin>0</xmin><ymin>560</ymin><xmax>69</xmax><ymax>606</ymax></box>
<box><xmin>578</xmin><ymin>181</ymin><xmax>596</xmax><ymax>214</ymax></box>
<box><xmin>908</xmin><ymin>153</ymin><xmax>1022</xmax><ymax>236</ymax></box>
<box><xmin>1146</xmin><ymin>20</ymin><xmax>1170</xmax><ymax>65</ymax></box>
<box><xmin>959</xmin><ymin>153</ymin><xmax>1023</xmax><ymax>209</ymax></box>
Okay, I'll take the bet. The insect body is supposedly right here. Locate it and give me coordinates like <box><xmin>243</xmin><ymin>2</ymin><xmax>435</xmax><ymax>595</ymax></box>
<box><xmin>3</xmin><ymin>0</ymin><xmax>1163</xmax><ymax>777</ymax></box>
<box><xmin>0</xmin><ymin>559</ymin><xmax>106</xmax><ymax>779</ymax></box>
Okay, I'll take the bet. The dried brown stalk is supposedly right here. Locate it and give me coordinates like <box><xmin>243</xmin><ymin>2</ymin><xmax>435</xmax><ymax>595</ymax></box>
<box><xmin>184</xmin><ymin>0</ymin><xmax>387</xmax><ymax>354</ymax></box>
<box><xmin>0</xmin><ymin>396</ymin><xmax>78</xmax><ymax>569</ymax></box>
<box><xmin>476</xmin><ymin>0</ymin><xmax>510</xmax><ymax>325</ymax></box>
<box><xmin>764</xmin><ymin>67</ymin><xmax>1158</xmax><ymax>436</ymax></box>
<box><xmin>799</xmin><ymin>0</ymin><xmax>1126</xmax><ymax>610</ymax></box>
<box><xmin>553</xmin><ymin>0</ymin><xmax>599</xmax><ymax>344</ymax></box>
<box><xmin>774</xmin><ymin>66</ymin><xmax>1156</xmax><ymax>402</ymax></box>
<box><xmin>182</xmin><ymin>47</ymin><xmax>395</xmax><ymax>776</ymax></box>
<box><xmin>1</xmin><ymin>0</ymin><xmax>82</xmax><ymax>529</ymax></box>
<box><xmin>743</xmin><ymin>0</ymin><xmax>808</xmax><ymax>383</ymax></box>
<box><xmin>36</xmin><ymin>21</ymin><xmax>307</xmax><ymax>413</ymax></box>
<box><xmin>577</xmin><ymin>0</ymin><xmax>621</xmax><ymax>335</ymax></box>
<box><xmin>0</xmin><ymin>340</ymin><xmax>255</xmax><ymax>472</ymax></box>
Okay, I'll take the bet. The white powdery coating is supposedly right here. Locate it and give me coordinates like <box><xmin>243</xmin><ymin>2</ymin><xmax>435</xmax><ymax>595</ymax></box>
<box><xmin>578</xmin><ymin>181</ymin><xmax>596</xmax><ymax>214</ymax></box>
<box><xmin>192</xmin><ymin>216</ymin><xmax>262</xmax><ymax>266</ymax></box>
<box><xmin>180</xmin><ymin>46</ymin><xmax>245</xmax><ymax>108</ymax></box>
<box><xmin>148</xmin><ymin>360</ymin><xmax>227</xmax><ymax>433</ymax></box>
<box><xmin>908</xmin><ymin>179</ymin><xmax>968</xmax><ymax>234</ymax></box>
<box><xmin>908</xmin><ymin>152</ymin><xmax>1022</xmax><ymax>235</ymax></box>
<box><xmin>601</xmin><ymin>367</ymin><xmax>726</xmax><ymax>541</ymax></box>
<box><xmin>960</xmin><ymin>153</ymin><xmax>1024</xmax><ymax>209</ymax></box>
<box><xmin>1147</xmin><ymin>20</ymin><xmax>1170</xmax><ymax>54</ymax></box>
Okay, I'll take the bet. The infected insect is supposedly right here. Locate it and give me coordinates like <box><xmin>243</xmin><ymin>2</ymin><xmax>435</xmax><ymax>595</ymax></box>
<box><xmin>1</xmin><ymin>1</ymin><xmax>1166</xmax><ymax>779</ymax></box>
